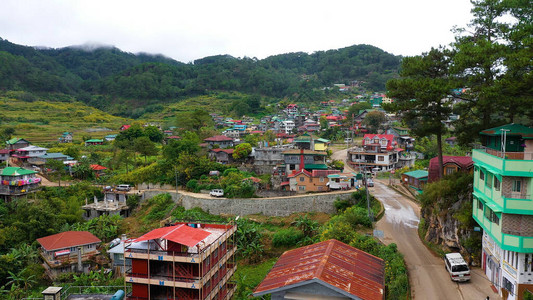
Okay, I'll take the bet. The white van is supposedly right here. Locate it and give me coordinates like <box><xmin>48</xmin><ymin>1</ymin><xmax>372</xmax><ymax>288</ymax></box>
<box><xmin>116</xmin><ymin>184</ymin><xmax>131</xmax><ymax>191</ymax></box>
<box><xmin>444</xmin><ymin>253</ymin><xmax>471</xmax><ymax>282</ymax></box>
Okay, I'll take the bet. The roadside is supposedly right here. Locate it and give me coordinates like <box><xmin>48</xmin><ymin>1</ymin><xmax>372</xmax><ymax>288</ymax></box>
<box><xmin>372</xmin><ymin>179</ymin><xmax>499</xmax><ymax>299</ymax></box>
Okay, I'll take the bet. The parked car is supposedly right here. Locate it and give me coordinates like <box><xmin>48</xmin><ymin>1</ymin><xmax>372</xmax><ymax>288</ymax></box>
<box><xmin>366</xmin><ymin>178</ymin><xmax>374</xmax><ymax>187</ymax></box>
<box><xmin>444</xmin><ymin>253</ymin><xmax>471</xmax><ymax>282</ymax></box>
<box><xmin>209</xmin><ymin>189</ymin><xmax>224</xmax><ymax>197</ymax></box>
<box><xmin>116</xmin><ymin>184</ymin><xmax>131</xmax><ymax>191</ymax></box>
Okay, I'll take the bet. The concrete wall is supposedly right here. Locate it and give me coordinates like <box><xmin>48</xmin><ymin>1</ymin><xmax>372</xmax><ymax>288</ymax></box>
<box><xmin>142</xmin><ymin>190</ymin><xmax>354</xmax><ymax>217</ymax></box>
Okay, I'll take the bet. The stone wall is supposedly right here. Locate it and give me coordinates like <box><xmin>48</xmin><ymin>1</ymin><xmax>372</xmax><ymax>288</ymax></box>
<box><xmin>142</xmin><ymin>190</ymin><xmax>354</xmax><ymax>217</ymax></box>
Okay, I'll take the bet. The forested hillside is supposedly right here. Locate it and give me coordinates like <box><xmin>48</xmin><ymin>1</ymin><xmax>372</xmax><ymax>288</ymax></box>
<box><xmin>0</xmin><ymin>38</ymin><xmax>400</xmax><ymax>117</ymax></box>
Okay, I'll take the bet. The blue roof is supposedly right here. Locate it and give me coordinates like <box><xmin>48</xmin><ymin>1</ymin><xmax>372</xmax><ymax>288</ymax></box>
<box><xmin>403</xmin><ymin>170</ymin><xmax>428</xmax><ymax>179</ymax></box>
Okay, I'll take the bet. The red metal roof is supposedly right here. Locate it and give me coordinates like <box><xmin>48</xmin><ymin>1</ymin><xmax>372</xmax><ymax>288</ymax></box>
<box><xmin>428</xmin><ymin>155</ymin><xmax>473</xmax><ymax>183</ymax></box>
<box><xmin>134</xmin><ymin>224</ymin><xmax>211</xmax><ymax>247</ymax></box>
<box><xmin>37</xmin><ymin>231</ymin><xmax>101</xmax><ymax>251</ymax></box>
<box><xmin>90</xmin><ymin>164</ymin><xmax>107</xmax><ymax>171</ymax></box>
<box><xmin>204</xmin><ymin>135</ymin><xmax>233</xmax><ymax>142</ymax></box>
<box><xmin>210</xmin><ymin>148</ymin><xmax>234</xmax><ymax>154</ymax></box>
<box><xmin>254</xmin><ymin>239</ymin><xmax>385</xmax><ymax>300</ymax></box>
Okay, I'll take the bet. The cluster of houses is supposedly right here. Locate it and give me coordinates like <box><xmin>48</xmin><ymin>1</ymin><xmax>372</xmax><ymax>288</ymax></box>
<box><xmin>37</xmin><ymin>222</ymin><xmax>386</xmax><ymax>299</ymax></box>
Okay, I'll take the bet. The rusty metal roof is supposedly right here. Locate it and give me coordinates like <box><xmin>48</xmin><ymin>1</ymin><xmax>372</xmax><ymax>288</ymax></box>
<box><xmin>133</xmin><ymin>224</ymin><xmax>211</xmax><ymax>248</ymax></box>
<box><xmin>254</xmin><ymin>239</ymin><xmax>385</xmax><ymax>300</ymax></box>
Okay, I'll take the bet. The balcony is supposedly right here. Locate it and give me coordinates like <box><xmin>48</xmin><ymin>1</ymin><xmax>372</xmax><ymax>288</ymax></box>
<box><xmin>472</xmin><ymin>148</ymin><xmax>533</xmax><ymax>177</ymax></box>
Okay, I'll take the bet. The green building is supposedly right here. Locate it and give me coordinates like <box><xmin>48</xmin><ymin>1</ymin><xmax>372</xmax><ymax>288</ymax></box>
<box><xmin>471</xmin><ymin>124</ymin><xmax>533</xmax><ymax>299</ymax></box>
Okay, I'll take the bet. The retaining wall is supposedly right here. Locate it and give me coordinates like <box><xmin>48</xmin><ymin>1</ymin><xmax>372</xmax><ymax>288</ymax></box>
<box><xmin>142</xmin><ymin>190</ymin><xmax>354</xmax><ymax>217</ymax></box>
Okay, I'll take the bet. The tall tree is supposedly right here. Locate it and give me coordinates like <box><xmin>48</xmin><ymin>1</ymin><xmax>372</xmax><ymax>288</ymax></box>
<box><xmin>386</xmin><ymin>48</ymin><xmax>454</xmax><ymax>179</ymax></box>
<box><xmin>133</xmin><ymin>136</ymin><xmax>158</xmax><ymax>163</ymax></box>
<box><xmin>450</xmin><ymin>0</ymin><xmax>532</xmax><ymax>143</ymax></box>
<box><xmin>362</xmin><ymin>111</ymin><xmax>387</xmax><ymax>133</ymax></box>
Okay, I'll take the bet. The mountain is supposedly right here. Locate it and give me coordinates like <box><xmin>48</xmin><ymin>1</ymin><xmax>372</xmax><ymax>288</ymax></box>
<box><xmin>0</xmin><ymin>38</ymin><xmax>401</xmax><ymax>117</ymax></box>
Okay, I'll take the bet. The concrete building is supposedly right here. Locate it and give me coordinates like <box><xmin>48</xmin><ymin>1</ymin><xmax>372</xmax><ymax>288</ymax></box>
<box><xmin>253</xmin><ymin>239</ymin><xmax>385</xmax><ymax>299</ymax></box>
<box><xmin>82</xmin><ymin>192</ymin><xmax>129</xmax><ymax>220</ymax></box>
<box><xmin>37</xmin><ymin>231</ymin><xmax>101</xmax><ymax>279</ymax></box>
<box><xmin>204</xmin><ymin>135</ymin><xmax>234</xmax><ymax>149</ymax></box>
<box><xmin>125</xmin><ymin>222</ymin><xmax>237</xmax><ymax>299</ymax></box>
<box><xmin>347</xmin><ymin>134</ymin><xmax>402</xmax><ymax>172</ymax></box>
<box><xmin>251</xmin><ymin>147</ymin><xmax>285</xmax><ymax>175</ymax></box>
<box><xmin>282</xmin><ymin>149</ymin><xmax>328</xmax><ymax>174</ymax></box>
<box><xmin>471</xmin><ymin>124</ymin><xmax>533</xmax><ymax>300</ymax></box>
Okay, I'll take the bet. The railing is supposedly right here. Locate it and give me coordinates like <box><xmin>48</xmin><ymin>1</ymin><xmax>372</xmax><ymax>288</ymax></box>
<box><xmin>60</xmin><ymin>285</ymin><xmax>129</xmax><ymax>299</ymax></box>
<box><xmin>475</xmin><ymin>146</ymin><xmax>526</xmax><ymax>160</ymax></box>
<box><xmin>502</xmin><ymin>192</ymin><xmax>531</xmax><ymax>200</ymax></box>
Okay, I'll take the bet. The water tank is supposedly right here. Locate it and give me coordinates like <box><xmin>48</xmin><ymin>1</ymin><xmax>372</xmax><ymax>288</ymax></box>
<box><xmin>110</xmin><ymin>289</ymin><xmax>125</xmax><ymax>300</ymax></box>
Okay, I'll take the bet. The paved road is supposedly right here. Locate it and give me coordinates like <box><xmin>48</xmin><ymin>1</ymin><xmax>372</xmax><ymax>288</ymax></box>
<box><xmin>372</xmin><ymin>180</ymin><xmax>499</xmax><ymax>299</ymax></box>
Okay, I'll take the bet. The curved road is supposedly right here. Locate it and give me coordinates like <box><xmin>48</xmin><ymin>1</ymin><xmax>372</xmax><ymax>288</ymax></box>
<box><xmin>332</xmin><ymin>147</ymin><xmax>498</xmax><ymax>299</ymax></box>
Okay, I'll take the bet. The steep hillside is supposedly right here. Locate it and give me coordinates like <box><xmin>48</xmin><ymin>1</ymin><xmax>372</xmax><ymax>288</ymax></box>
<box><xmin>0</xmin><ymin>38</ymin><xmax>400</xmax><ymax>118</ymax></box>
<box><xmin>0</xmin><ymin>91</ymin><xmax>129</xmax><ymax>143</ymax></box>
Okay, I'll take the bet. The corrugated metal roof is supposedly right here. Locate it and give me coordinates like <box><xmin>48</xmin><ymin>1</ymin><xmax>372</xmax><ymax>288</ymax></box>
<box><xmin>133</xmin><ymin>224</ymin><xmax>211</xmax><ymax>248</ymax></box>
<box><xmin>254</xmin><ymin>239</ymin><xmax>385</xmax><ymax>300</ymax></box>
<box><xmin>403</xmin><ymin>170</ymin><xmax>428</xmax><ymax>179</ymax></box>
<box><xmin>37</xmin><ymin>231</ymin><xmax>101</xmax><ymax>251</ymax></box>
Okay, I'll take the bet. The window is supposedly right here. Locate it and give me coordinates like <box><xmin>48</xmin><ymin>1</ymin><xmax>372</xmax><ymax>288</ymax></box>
<box><xmin>480</xmin><ymin>171</ymin><xmax>485</xmax><ymax>181</ymax></box>
<box><xmin>298</xmin><ymin>186</ymin><xmax>305</xmax><ymax>191</ymax></box>
<box><xmin>503</xmin><ymin>277</ymin><xmax>514</xmax><ymax>295</ymax></box>
<box><xmin>486</xmin><ymin>173</ymin><xmax>493</xmax><ymax>188</ymax></box>
<box><xmin>290</xmin><ymin>164</ymin><xmax>295</xmax><ymax>170</ymax></box>
<box><xmin>494</xmin><ymin>177</ymin><xmax>500</xmax><ymax>191</ymax></box>
<box><xmin>319</xmin><ymin>177</ymin><xmax>324</xmax><ymax>182</ymax></box>
<box><xmin>446</xmin><ymin>167</ymin><xmax>455</xmax><ymax>175</ymax></box>
<box><xmin>484</xmin><ymin>207</ymin><xmax>500</xmax><ymax>224</ymax></box>
<box><xmin>300</xmin><ymin>177</ymin><xmax>305</xmax><ymax>182</ymax></box>
<box><xmin>512</xmin><ymin>180</ymin><xmax>521</xmax><ymax>192</ymax></box>
<box><xmin>477</xmin><ymin>198</ymin><xmax>483</xmax><ymax>210</ymax></box>
<box><xmin>378</xmin><ymin>156</ymin><xmax>384</xmax><ymax>161</ymax></box>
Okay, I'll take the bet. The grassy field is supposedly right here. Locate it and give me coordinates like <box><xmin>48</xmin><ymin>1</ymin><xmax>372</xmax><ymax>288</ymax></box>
<box><xmin>0</xmin><ymin>92</ymin><xmax>130</xmax><ymax>145</ymax></box>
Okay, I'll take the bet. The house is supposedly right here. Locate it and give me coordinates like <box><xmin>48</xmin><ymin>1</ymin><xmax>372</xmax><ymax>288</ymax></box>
<box><xmin>0</xmin><ymin>149</ymin><xmax>9</xmax><ymax>162</ymax></box>
<box><xmin>108</xmin><ymin>237</ymin><xmax>131</xmax><ymax>275</ymax></box>
<box><xmin>282</xmin><ymin>149</ymin><xmax>328</xmax><ymax>174</ymax></box>
<box><xmin>84</xmin><ymin>139</ymin><xmax>104</xmax><ymax>146</ymax></box>
<box><xmin>471</xmin><ymin>124</ymin><xmax>533</xmax><ymax>300</ymax></box>
<box><xmin>58</xmin><ymin>132</ymin><xmax>73</xmax><ymax>143</ymax></box>
<box><xmin>287</xmin><ymin>169</ymin><xmax>340</xmax><ymax>193</ymax></box>
<box><xmin>28</xmin><ymin>152</ymin><xmax>74</xmax><ymax>166</ymax></box>
<box><xmin>327</xmin><ymin>172</ymin><xmax>360</xmax><ymax>190</ymax></box>
<box><xmin>89</xmin><ymin>164</ymin><xmax>107</xmax><ymax>177</ymax></box>
<box><xmin>445</xmin><ymin>136</ymin><xmax>457</xmax><ymax>146</ymax></box>
<box><xmin>314</xmin><ymin>138</ymin><xmax>330</xmax><ymax>151</ymax></box>
<box><xmin>401</xmin><ymin>170</ymin><xmax>428</xmax><ymax>191</ymax></box>
<box><xmin>208</xmin><ymin>148</ymin><xmax>234</xmax><ymax>164</ymax></box>
<box><xmin>37</xmin><ymin>231</ymin><xmax>101</xmax><ymax>279</ymax></box>
<box><xmin>204</xmin><ymin>135</ymin><xmax>234</xmax><ymax>149</ymax></box>
<box><xmin>347</xmin><ymin>134</ymin><xmax>403</xmax><ymax>172</ymax></box>
<box><xmin>0</xmin><ymin>167</ymin><xmax>41</xmax><ymax>201</ymax></box>
<box><xmin>120</xmin><ymin>125</ymin><xmax>131</xmax><ymax>131</ymax></box>
<box><xmin>104</xmin><ymin>134</ymin><xmax>117</xmax><ymax>141</ymax></box>
<box><xmin>253</xmin><ymin>239</ymin><xmax>385</xmax><ymax>300</ymax></box>
<box><xmin>5</xmin><ymin>137</ymin><xmax>31</xmax><ymax>151</ymax></box>
<box><xmin>280</xmin><ymin>120</ymin><xmax>295</xmax><ymax>134</ymax></box>
<box><xmin>251</xmin><ymin>147</ymin><xmax>285</xmax><ymax>175</ymax></box>
<box><xmin>125</xmin><ymin>222</ymin><xmax>237</xmax><ymax>300</ymax></box>
<box><xmin>12</xmin><ymin>145</ymin><xmax>49</xmax><ymax>163</ymax></box>
<box><xmin>285</xmin><ymin>104</ymin><xmax>298</xmax><ymax>115</ymax></box>
<box><xmin>427</xmin><ymin>156</ymin><xmax>473</xmax><ymax>183</ymax></box>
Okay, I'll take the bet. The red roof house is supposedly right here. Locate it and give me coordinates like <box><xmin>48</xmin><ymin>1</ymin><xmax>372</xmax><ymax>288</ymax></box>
<box><xmin>428</xmin><ymin>155</ymin><xmax>473</xmax><ymax>182</ymax></box>
<box><xmin>37</xmin><ymin>231</ymin><xmax>101</xmax><ymax>251</ymax></box>
<box><xmin>254</xmin><ymin>239</ymin><xmax>385</xmax><ymax>300</ymax></box>
<box><xmin>120</xmin><ymin>125</ymin><xmax>131</xmax><ymax>131</ymax></box>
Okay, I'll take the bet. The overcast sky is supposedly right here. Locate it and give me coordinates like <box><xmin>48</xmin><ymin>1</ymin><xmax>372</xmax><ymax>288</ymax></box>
<box><xmin>0</xmin><ymin>0</ymin><xmax>474</xmax><ymax>63</ymax></box>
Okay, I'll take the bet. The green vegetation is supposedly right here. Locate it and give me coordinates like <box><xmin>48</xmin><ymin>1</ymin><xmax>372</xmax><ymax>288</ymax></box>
<box><xmin>1</xmin><ymin>38</ymin><xmax>400</xmax><ymax>118</ymax></box>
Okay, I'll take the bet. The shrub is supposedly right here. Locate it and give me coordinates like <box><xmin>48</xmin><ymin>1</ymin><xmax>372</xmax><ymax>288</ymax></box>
<box><xmin>334</xmin><ymin>199</ymin><xmax>352</xmax><ymax>212</ymax></box>
<box><xmin>272</xmin><ymin>228</ymin><xmax>305</xmax><ymax>247</ymax></box>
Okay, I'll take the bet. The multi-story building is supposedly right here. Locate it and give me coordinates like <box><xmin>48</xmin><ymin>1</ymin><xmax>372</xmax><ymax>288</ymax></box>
<box><xmin>471</xmin><ymin>124</ymin><xmax>533</xmax><ymax>300</ymax></box>
<box><xmin>125</xmin><ymin>222</ymin><xmax>237</xmax><ymax>300</ymax></box>
<box><xmin>0</xmin><ymin>167</ymin><xmax>41</xmax><ymax>201</ymax></box>
<box><xmin>347</xmin><ymin>134</ymin><xmax>402</xmax><ymax>172</ymax></box>
<box><xmin>37</xmin><ymin>231</ymin><xmax>101</xmax><ymax>279</ymax></box>
<box><xmin>282</xmin><ymin>149</ymin><xmax>328</xmax><ymax>174</ymax></box>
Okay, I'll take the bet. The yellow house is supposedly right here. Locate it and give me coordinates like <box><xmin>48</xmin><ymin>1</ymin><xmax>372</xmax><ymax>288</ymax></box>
<box><xmin>314</xmin><ymin>138</ymin><xmax>330</xmax><ymax>151</ymax></box>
